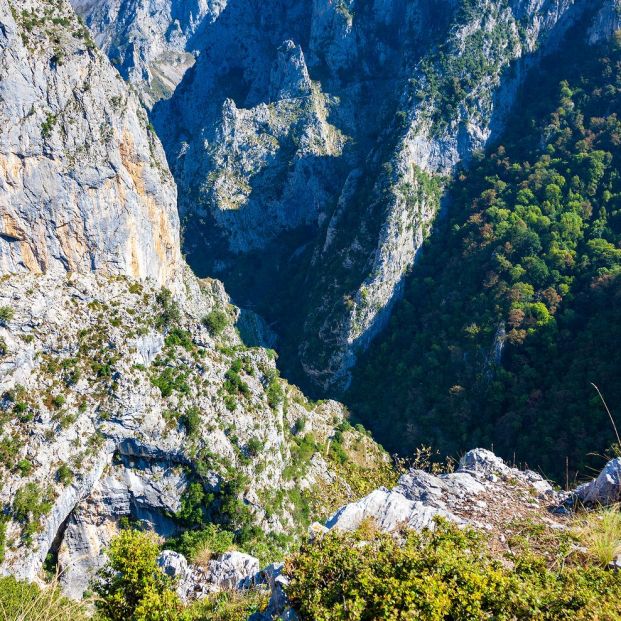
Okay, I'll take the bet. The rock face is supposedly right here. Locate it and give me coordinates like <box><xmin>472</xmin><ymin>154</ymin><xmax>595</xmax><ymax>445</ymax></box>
<box><xmin>70</xmin><ymin>0</ymin><xmax>226</xmax><ymax>106</ymax></box>
<box><xmin>0</xmin><ymin>0</ymin><xmax>183</xmax><ymax>287</ymax></box>
<box><xmin>75</xmin><ymin>0</ymin><xmax>616</xmax><ymax>391</ymax></box>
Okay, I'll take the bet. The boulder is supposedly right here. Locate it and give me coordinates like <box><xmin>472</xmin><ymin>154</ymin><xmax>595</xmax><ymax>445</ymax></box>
<box><xmin>207</xmin><ymin>551</ymin><xmax>261</xmax><ymax>590</ymax></box>
<box><xmin>575</xmin><ymin>457</ymin><xmax>621</xmax><ymax>506</ymax></box>
<box><xmin>325</xmin><ymin>488</ymin><xmax>459</xmax><ymax>533</ymax></box>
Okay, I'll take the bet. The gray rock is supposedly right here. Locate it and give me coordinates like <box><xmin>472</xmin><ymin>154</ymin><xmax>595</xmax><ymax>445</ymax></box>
<box><xmin>207</xmin><ymin>551</ymin><xmax>261</xmax><ymax>590</ymax></box>
<box><xmin>158</xmin><ymin>550</ymin><xmax>194</xmax><ymax>600</ymax></box>
<box><xmin>458</xmin><ymin>449</ymin><xmax>511</xmax><ymax>478</ymax></box>
<box><xmin>396</xmin><ymin>469</ymin><xmax>486</xmax><ymax>510</ymax></box>
<box><xmin>575</xmin><ymin>457</ymin><xmax>621</xmax><ymax>506</ymax></box>
<box><xmin>325</xmin><ymin>488</ymin><xmax>459</xmax><ymax>533</ymax></box>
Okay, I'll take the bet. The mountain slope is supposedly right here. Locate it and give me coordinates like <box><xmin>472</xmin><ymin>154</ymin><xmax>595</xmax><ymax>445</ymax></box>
<box><xmin>74</xmin><ymin>0</ymin><xmax>605</xmax><ymax>393</ymax></box>
<box><xmin>350</xmin><ymin>23</ymin><xmax>621</xmax><ymax>481</ymax></box>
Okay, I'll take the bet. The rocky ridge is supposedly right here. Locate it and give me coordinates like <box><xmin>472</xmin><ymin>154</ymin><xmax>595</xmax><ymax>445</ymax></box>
<box><xmin>152</xmin><ymin>448</ymin><xmax>621</xmax><ymax>618</ymax></box>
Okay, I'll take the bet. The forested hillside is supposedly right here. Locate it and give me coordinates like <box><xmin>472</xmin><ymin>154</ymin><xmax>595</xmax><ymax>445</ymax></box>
<box><xmin>350</xmin><ymin>32</ymin><xmax>621</xmax><ymax>482</ymax></box>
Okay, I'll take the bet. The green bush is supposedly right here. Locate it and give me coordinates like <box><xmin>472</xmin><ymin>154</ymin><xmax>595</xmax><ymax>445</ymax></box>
<box><xmin>165</xmin><ymin>328</ymin><xmax>194</xmax><ymax>351</ymax></box>
<box><xmin>285</xmin><ymin>519</ymin><xmax>621</xmax><ymax>620</ymax></box>
<box><xmin>168</xmin><ymin>523</ymin><xmax>235</xmax><ymax>562</ymax></box>
<box><xmin>0</xmin><ymin>305</ymin><xmax>14</xmax><ymax>325</ymax></box>
<box><xmin>202</xmin><ymin>310</ymin><xmax>229</xmax><ymax>337</ymax></box>
<box><xmin>151</xmin><ymin>367</ymin><xmax>189</xmax><ymax>398</ymax></box>
<box><xmin>12</xmin><ymin>483</ymin><xmax>53</xmax><ymax>525</ymax></box>
<box><xmin>180</xmin><ymin>406</ymin><xmax>201</xmax><ymax>437</ymax></box>
<box><xmin>267</xmin><ymin>378</ymin><xmax>284</xmax><ymax>409</ymax></box>
<box><xmin>0</xmin><ymin>518</ymin><xmax>6</xmax><ymax>564</ymax></box>
<box><xmin>94</xmin><ymin>529</ymin><xmax>184</xmax><ymax>621</ymax></box>
<box><xmin>56</xmin><ymin>463</ymin><xmax>73</xmax><ymax>486</ymax></box>
<box><xmin>16</xmin><ymin>459</ymin><xmax>33</xmax><ymax>476</ymax></box>
<box><xmin>156</xmin><ymin>289</ymin><xmax>181</xmax><ymax>329</ymax></box>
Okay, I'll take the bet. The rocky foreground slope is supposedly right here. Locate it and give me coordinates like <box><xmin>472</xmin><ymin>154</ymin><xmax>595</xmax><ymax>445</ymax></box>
<box><xmin>0</xmin><ymin>0</ymin><xmax>391</xmax><ymax>598</ymax></box>
<box><xmin>155</xmin><ymin>448</ymin><xmax>621</xmax><ymax>619</ymax></box>
<box><xmin>72</xmin><ymin>0</ymin><xmax>621</xmax><ymax>392</ymax></box>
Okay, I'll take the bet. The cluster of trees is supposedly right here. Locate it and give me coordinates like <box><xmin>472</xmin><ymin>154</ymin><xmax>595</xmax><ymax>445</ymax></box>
<box><xmin>350</xmin><ymin>34</ymin><xmax>621</xmax><ymax>482</ymax></box>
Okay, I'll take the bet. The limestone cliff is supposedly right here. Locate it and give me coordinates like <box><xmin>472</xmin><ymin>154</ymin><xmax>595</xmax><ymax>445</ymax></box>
<box><xmin>0</xmin><ymin>0</ymin><xmax>182</xmax><ymax>287</ymax></box>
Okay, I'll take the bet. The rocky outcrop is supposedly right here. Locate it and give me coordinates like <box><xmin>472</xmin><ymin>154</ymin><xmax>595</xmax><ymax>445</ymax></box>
<box><xmin>574</xmin><ymin>457</ymin><xmax>621</xmax><ymax>506</ymax></box>
<box><xmin>158</xmin><ymin>549</ymin><xmax>260</xmax><ymax>601</ymax></box>
<box><xmin>588</xmin><ymin>0</ymin><xmax>621</xmax><ymax>43</ymax></box>
<box><xmin>324</xmin><ymin>449</ymin><xmax>560</xmax><ymax>541</ymax></box>
<box><xmin>0</xmin><ymin>0</ymin><xmax>183</xmax><ymax>287</ymax></box>
<box><xmin>155</xmin><ymin>449</ymin><xmax>621</xmax><ymax>619</ymax></box>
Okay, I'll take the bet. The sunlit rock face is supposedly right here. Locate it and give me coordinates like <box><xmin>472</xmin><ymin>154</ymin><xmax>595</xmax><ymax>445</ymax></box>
<box><xmin>0</xmin><ymin>0</ymin><xmax>183</xmax><ymax>288</ymax></box>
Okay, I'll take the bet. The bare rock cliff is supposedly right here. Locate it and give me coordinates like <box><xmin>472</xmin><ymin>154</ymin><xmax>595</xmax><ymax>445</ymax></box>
<box><xmin>0</xmin><ymin>0</ymin><xmax>183</xmax><ymax>287</ymax></box>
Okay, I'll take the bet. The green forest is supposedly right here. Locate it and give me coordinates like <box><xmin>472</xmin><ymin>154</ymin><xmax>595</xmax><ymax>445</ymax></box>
<box><xmin>350</xmin><ymin>33</ymin><xmax>621</xmax><ymax>483</ymax></box>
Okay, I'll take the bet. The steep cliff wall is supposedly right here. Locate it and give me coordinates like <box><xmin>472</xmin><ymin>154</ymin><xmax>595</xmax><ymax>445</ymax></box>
<box><xmin>0</xmin><ymin>0</ymin><xmax>182</xmax><ymax>286</ymax></box>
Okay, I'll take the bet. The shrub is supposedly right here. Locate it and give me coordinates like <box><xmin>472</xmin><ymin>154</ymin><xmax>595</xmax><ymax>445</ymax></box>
<box><xmin>285</xmin><ymin>519</ymin><xmax>621</xmax><ymax>620</ymax></box>
<box><xmin>0</xmin><ymin>518</ymin><xmax>6</xmax><ymax>564</ymax></box>
<box><xmin>202</xmin><ymin>310</ymin><xmax>228</xmax><ymax>337</ymax></box>
<box><xmin>0</xmin><ymin>306</ymin><xmax>14</xmax><ymax>325</ymax></box>
<box><xmin>51</xmin><ymin>395</ymin><xmax>65</xmax><ymax>408</ymax></box>
<box><xmin>16</xmin><ymin>459</ymin><xmax>33</xmax><ymax>476</ymax></box>
<box><xmin>180</xmin><ymin>406</ymin><xmax>201</xmax><ymax>437</ymax></box>
<box><xmin>165</xmin><ymin>328</ymin><xmax>194</xmax><ymax>351</ymax></box>
<box><xmin>155</xmin><ymin>289</ymin><xmax>181</xmax><ymax>329</ymax></box>
<box><xmin>56</xmin><ymin>464</ymin><xmax>73</xmax><ymax>486</ymax></box>
<box><xmin>169</xmin><ymin>524</ymin><xmax>235</xmax><ymax>566</ymax></box>
<box><xmin>13</xmin><ymin>483</ymin><xmax>53</xmax><ymax>524</ymax></box>
<box><xmin>267</xmin><ymin>379</ymin><xmax>284</xmax><ymax>409</ymax></box>
<box><xmin>94</xmin><ymin>530</ymin><xmax>184</xmax><ymax>621</ymax></box>
<box><xmin>151</xmin><ymin>368</ymin><xmax>189</xmax><ymax>398</ymax></box>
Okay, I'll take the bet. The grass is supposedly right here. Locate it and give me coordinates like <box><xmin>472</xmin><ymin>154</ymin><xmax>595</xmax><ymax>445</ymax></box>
<box><xmin>186</xmin><ymin>589</ymin><xmax>269</xmax><ymax>620</ymax></box>
<box><xmin>575</xmin><ymin>506</ymin><xmax>621</xmax><ymax>566</ymax></box>
<box><xmin>0</xmin><ymin>575</ymin><xmax>88</xmax><ymax>621</ymax></box>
